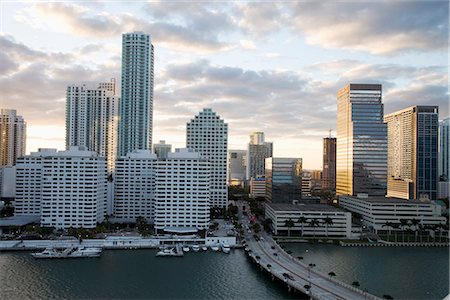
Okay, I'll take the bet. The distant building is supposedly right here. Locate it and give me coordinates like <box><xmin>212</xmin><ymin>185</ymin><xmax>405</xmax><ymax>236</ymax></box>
<box><xmin>15</xmin><ymin>147</ymin><xmax>107</xmax><ymax>229</ymax></box>
<box><xmin>339</xmin><ymin>195</ymin><xmax>446</xmax><ymax>233</ymax></box>
<box><xmin>336</xmin><ymin>84</ymin><xmax>387</xmax><ymax>196</ymax></box>
<box><xmin>154</xmin><ymin>149</ymin><xmax>210</xmax><ymax>231</ymax></box>
<box><xmin>301</xmin><ymin>170</ymin><xmax>312</xmax><ymax>196</ymax></box>
<box><xmin>438</xmin><ymin>118</ymin><xmax>449</xmax><ymax>198</ymax></box>
<box><xmin>322</xmin><ymin>137</ymin><xmax>336</xmax><ymax>190</ymax></box>
<box><xmin>0</xmin><ymin>109</ymin><xmax>26</xmax><ymax>166</ymax></box>
<box><xmin>265</xmin><ymin>157</ymin><xmax>302</xmax><ymax>203</ymax></box>
<box><xmin>385</xmin><ymin>106</ymin><xmax>439</xmax><ymax>200</ymax></box>
<box><xmin>186</xmin><ymin>108</ymin><xmax>228</xmax><ymax>208</ymax></box>
<box><xmin>0</xmin><ymin>166</ymin><xmax>15</xmax><ymax>199</ymax></box>
<box><xmin>265</xmin><ymin>203</ymin><xmax>352</xmax><ymax>238</ymax></box>
<box><xmin>247</xmin><ymin>132</ymin><xmax>273</xmax><ymax>180</ymax></box>
<box><xmin>65</xmin><ymin>81</ymin><xmax>119</xmax><ymax>172</ymax></box>
<box><xmin>250</xmin><ymin>176</ymin><xmax>266</xmax><ymax>198</ymax></box>
<box><xmin>228</xmin><ymin>149</ymin><xmax>246</xmax><ymax>186</ymax></box>
<box><xmin>114</xmin><ymin>150</ymin><xmax>157</xmax><ymax>222</ymax></box>
<box><xmin>118</xmin><ymin>32</ymin><xmax>154</xmax><ymax>157</ymax></box>
<box><xmin>153</xmin><ymin>140</ymin><xmax>172</xmax><ymax>160</ymax></box>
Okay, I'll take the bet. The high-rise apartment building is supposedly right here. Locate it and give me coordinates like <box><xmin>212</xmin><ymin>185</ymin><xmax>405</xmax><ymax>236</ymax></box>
<box><xmin>154</xmin><ymin>148</ymin><xmax>210</xmax><ymax>231</ymax></box>
<box><xmin>265</xmin><ymin>157</ymin><xmax>302</xmax><ymax>203</ymax></box>
<box><xmin>439</xmin><ymin>118</ymin><xmax>449</xmax><ymax>181</ymax></box>
<box><xmin>118</xmin><ymin>32</ymin><xmax>154</xmax><ymax>157</ymax></box>
<box><xmin>322</xmin><ymin>137</ymin><xmax>336</xmax><ymax>190</ymax></box>
<box><xmin>153</xmin><ymin>140</ymin><xmax>172</xmax><ymax>160</ymax></box>
<box><xmin>0</xmin><ymin>109</ymin><xmax>26</xmax><ymax>166</ymax></box>
<box><xmin>385</xmin><ymin>106</ymin><xmax>439</xmax><ymax>200</ymax></box>
<box><xmin>228</xmin><ymin>149</ymin><xmax>246</xmax><ymax>186</ymax></box>
<box><xmin>247</xmin><ymin>132</ymin><xmax>273</xmax><ymax>180</ymax></box>
<box><xmin>65</xmin><ymin>81</ymin><xmax>119</xmax><ymax>172</ymax></box>
<box><xmin>15</xmin><ymin>147</ymin><xmax>107</xmax><ymax>229</ymax></box>
<box><xmin>336</xmin><ymin>84</ymin><xmax>387</xmax><ymax>196</ymax></box>
<box><xmin>114</xmin><ymin>150</ymin><xmax>156</xmax><ymax>222</ymax></box>
<box><xmin>186</xmin><ymin>108</ymin><xmax>228</xmax><ymax>208</ymax></box>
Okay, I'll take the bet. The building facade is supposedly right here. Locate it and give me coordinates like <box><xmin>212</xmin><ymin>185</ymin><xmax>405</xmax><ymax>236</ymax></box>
<box><xmin>228</xmin><ymin>149</ymin><xmax>246</xmax><ymax>186</ymax></box>
<box><xmin>438</xmin><ymin>118</ymin><xmax>449</xmax><ymax>198</ymax></box>
<box><xmin>0</xmin><ymin>109</ymin><xmax>26</xmax><ymax>166</ymax></box>
<box><xmin>154</xmin><ymin>149</ymin><xmax>210</xmax><ymax>231</ymax></box>
<box><xmin>322</xmin><ymin>137</ymin><xmax>336</xmax><ymax>190</ymax></box>
<box><xmin>250</xmin><ymin>176</ymin><xmax>266</xmax><ymax>198</ymax></box>
<box><xmin>114</xmin><ymin>150</ymin><xmax>157</xmax><ymax>222</ymax></box>
<box><xmin>186</xmin><ymin>108</ymin><xmax>228</xmax><ymax>208</ymax></box>
<box><xmin>336</xmin><ymin>84</ymin><xmax>387</xmax><ymax>196</ymax></box>
<box><xmin>15</xmin><ymin>147</ymin><xmax>107</xmax><ymax>229</ymax></box>
<box><xmin>118</xmin><ymin>32</ymin><xmax>154</xmax><ymax>157</ymax></box>
<box><xmin>65</xmin><ymin>81</ymin><xmax>119</xmax><ymax>172</ymax></box>
<box><xmin>153</xmin><ymin>140</ymin><xmax>172</xmax><ymax>160</ymax></box>
<box><xmin>385</xmin><ymin>106</ymin><xmax>439</xmax><ymax>200</ymax></box>
<box><xmin>247</xmin><ymin>132</ymin><xmax>273</xmax><ymax>181</ymax></box>
<box><xmin>265</xmin><ymin>157</ymin><xmax>302</xmax><ymax>203</ymax></box>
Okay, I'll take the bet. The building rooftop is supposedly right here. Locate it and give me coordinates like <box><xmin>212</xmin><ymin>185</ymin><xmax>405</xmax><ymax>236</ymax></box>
<box><xmin>339</xmin><ymin>195</ymin><xmax>434</xmax><ymax>205</ymax></box>
<box><xmin>0</xmin><ymin>215</ymin><xmax>40</xmax><ymax>227</ymax></box>
<box><xmin>266</xmin><ymin>203</ymin><xmax>345</xmax><ymax>212</ymax></box>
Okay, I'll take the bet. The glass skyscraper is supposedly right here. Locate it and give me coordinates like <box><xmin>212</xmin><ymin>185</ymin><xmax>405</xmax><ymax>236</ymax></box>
<box><xmin>118</xmin><ymin>32</ymin><xmax>154</xmax><ymax>157</ymax></box>
<box><xmin>265</xmin><ymin>157</ymin><xmax>302</xmax><ymax>203</ymax></box>
<box><xmin>322</xmin><ymin>137</ymin><xmax>336</xmax><ymax>190</ymax></box>
<box><xmin>385</xmin><ymin>106</ymin><xmax>439</xmax><ymax>200</ymax></box>
<box><xmin>336</xmin><ymin>83</ymin><xmax>387</xmax><ymax>196</ymax></box>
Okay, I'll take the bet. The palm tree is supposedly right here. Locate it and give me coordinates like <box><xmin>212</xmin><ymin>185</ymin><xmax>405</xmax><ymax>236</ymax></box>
<box><xmin>284</xmin><ymin>219</ymin><xmax>295</xmax><ymax>237</ymax></box>
<box><xmin>308</xmin><ymin>219</ymin><xmax>321</xmax><ymax>238</ymax></box>
<box><xmin>382</xmin><ymin>221</ymin><xmax>392</xmax><ymax>242</ymax></box>
<box><xmin>410</xmin><ymin>219</ymin><xmax>420</xmax><ymax>242</ymax></box>
<box><xmin>297</xmin><ymin>216</ymin><xmax>308</xmax><ymax>237</ymax></box>
<box><xmin>322</xmin><ymin>217</ymin><xmax>334</xmax><ymax>237</ymax></box>
<box><xmin>352</xmin><ymin>281</ymin><xmax>360</xmax><ymax>288</ymax></box>
<box><xmin>391</xmin><ymin>223</ymin><xmax>400</xmax><ymax>243</ymax></box>
<box><xmin>399</xmin><ymin>219</ymin><xmax>409</xmax><ymax>242</ymax></box>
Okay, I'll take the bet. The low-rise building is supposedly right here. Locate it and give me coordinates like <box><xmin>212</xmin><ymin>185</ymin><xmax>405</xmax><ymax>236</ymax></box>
<box><xmin>339</xmin><ymin>195</ymin><xmax>446</xmax><ymax>233</ymax></box>
<box><xmin>265</xmin><ymin>203</ymin><xmax>352</xmax><ymax>237</ymax></box>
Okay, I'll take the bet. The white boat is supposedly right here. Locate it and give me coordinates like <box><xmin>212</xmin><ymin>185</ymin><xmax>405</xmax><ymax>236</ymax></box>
<box><xmin>221</xmin><ymin>243</ymin><xmax>231</xmax><ymax>254</ymax></box>
<box><xmin>31</xmin><ymin>247</ymin><xmax>102</xmax><ymax>259</ymax></box>
<box><xmin>210</xmin><ymin>244</ymin><xmax>220</xmax><ymax>252</ymax></box>
<box><xmin>156</xmin><ymin>245</ymin><xmax>183</xmax><ymax>257</ymax></box>
<box><xmin>182</xmin><ymin>245</ymin><xmax>190</xmax><ymax>252</ymax></box>
<box><xmin>201</xmin><ymin>245</ymin><xmax>208</xmax><ymax>251</ymax></box>
<box><xmin>71</xmin><ymin>247</ymin><xmax>102</xmax><ymax>257</ymax></box>
<box><xmin>192</xmin><ymin>244</ymin><xmax>200</xmax><ymax>252</ymax></box>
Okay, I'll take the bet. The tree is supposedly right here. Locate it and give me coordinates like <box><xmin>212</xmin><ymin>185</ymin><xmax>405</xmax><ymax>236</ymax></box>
<box><xmin>308</xmin><ymin>219</ymin><xmax>321</xmax><ymax>238</ymax></box>
<box><xmin>328</xmin><ymin>271</ymin><xmax>336</xmax><ymax>278</ymax></box>
<box><xmin>383</xmin><ymin>295</ymin><xmax>394</xmax><ymax>299</ymax></box>
<box><xmin>399</xmin><ymin>219</ymin><xmax>409</xmax><ymax>242</ymax></box>
<box><xmin>284</xmin><ymin>219</ymin><xmax>295</xmax><ymax>237</ymax></box>
<box><xmin>297</xmin><ymin>216</ymin><xmax>308</xmax><ymax>237</ymax></box>
<box><xmin>382</xmin><ymin>221</ymin><xmax>392</xmax><ymax>242</ymax></box>
<box><xmin>252</xmin><ymin>223</ymin><xmax>261</xmax><ymax>234</ymax></box>
<box><xmin>391</xmin><ymin>223</ymin><xmax>400</xmax><ymax>243</ymax></box>
<box><xmin>352</xmin><ymin>281</ymin><xmax>360</xmax><ymax>288</ymax></box>
<box><xmin>322</xmin><ymin>217</ymin><xmax>334</xmax><ymax>237</ymax></box>
<box><xmin>410</xmin><ymin>219</ymin><xmax>420</xmax><ymax>242</ymax></box>
<box><xmin>262</xmin><ymin>218</ymin><xmax>273</xmax><ymax>232</ymax></box>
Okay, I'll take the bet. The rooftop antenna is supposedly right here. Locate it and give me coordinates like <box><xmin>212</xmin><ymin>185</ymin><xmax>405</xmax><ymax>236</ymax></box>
<box><xmin>328</xmin><ymin>129</ymin><xmax>332</xmax><ymax>138</ymax></box>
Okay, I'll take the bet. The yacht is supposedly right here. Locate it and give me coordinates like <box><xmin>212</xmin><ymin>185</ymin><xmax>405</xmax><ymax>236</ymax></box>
<box><xmin>192</xmin><ymin>244</ymin><xmax>200</xmax><ymax>252</ymax></box>
<box><xmin>31</xmin><ymin>247</ymin><xmax>102</xmax><ymax>259</ymax></box>
<box><xmin>201</xmin><ymin>245</ymin><xmax>208</xmax><ymax>251</ymax></box>
<box><xmin>182</xmin><ymin>245</ymin><xmax>190</xmax><ymax>252</ymax></box>
<box><xmin>221</xmin><ymin>243</ymin><xmax>231</xmax><ymax>254</ymax></box>
<box><xmin>156</xmin><ymin>245</ymin><xmax>184</xmax><ymax>257</ymax></box>
<box><xmin>210</xmin><ymin>244</ymin><xmax>220</xmax><ymax>252</ymax></box>
<box><xmin>71</xmin><ymin>247</ymin><xmax>102</xmax><ymax>257</ymax></box>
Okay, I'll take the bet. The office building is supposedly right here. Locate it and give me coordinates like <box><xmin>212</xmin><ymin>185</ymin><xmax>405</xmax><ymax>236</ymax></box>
<box><xmin>439</xmin><ymin>118</ymin><xmax>449</xmax><ymax>198</ymax></box>
<box><xmin>228</xmin><ymin>149</ymin><xmax>246</xmax><ymax>186</ymax></box>
<box><xmin>322</xmin><ymin>137</ymin><xmax>336</xmax><ymax>190</ymax></box>
<box><xmin>0</xmin><ymin>166</ymin><xmax>15</xmax><ymax>199</ymax></box>
<box><xmin>118</xmin><ymin>32</ymin><xmax>154</xmax><ymax>157</ymax></box>
<box><xmin>336</xmin><ymin>84</ymin><xmax>387</xmax><ymax>196</ymax></box>
<box><xmin>154</xmin><ymin>148</ymin><xmax>210</xmax><ymax>231</ymax></box>
<box><xmin>385</xmin><ymin>106</ymin><xmax>439</xmax><ymax>200</ymax></box>
<box><xmin>114</xmin><ymin>150</ymin><xmax>157</xmax><ymax>222</ymax></box>
<box><xmin>15</xmin><ymin>147</ymin><xmax>107</xmax><ymax>229</ymax></box>
<box><xmin>153</xmin><ymin>140</ymin><xmax>172</xmax><ymax>160</ymax></box>
<box><xmin>186</xmin><ymin>108</ymin><xmax>228</xmax><ymax>208</ymax></box>
<box><xmin>65</xmin><ymin>81</ymin><xmax>119</xmax><ymax>172</ymax></box>
<box><xmin>0</xmin><ymin>109</ymin><xmax>26</xmax><ymax>166</ymax></box>
<box><xmin>301</xmin><ymin>170</ymin><xmax>312</xmax><ymax>196</ymax></box>
<box><xmin>250</xmin><ymin>176</ymin><xmax>266</xmax><ymax>198</ymax></box>
<box><xmin>265</xmin><ymin>157</ymin><xmax>302</xmax><ymax>203</ymax></box>
<box><xmin>247</xmin><ymin>132</ymin><xmax>273</xmax><ymax>180</ymax></box>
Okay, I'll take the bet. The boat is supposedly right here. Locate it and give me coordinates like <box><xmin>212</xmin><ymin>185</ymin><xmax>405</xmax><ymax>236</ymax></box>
<box><xmin>182</xmin><ymin>245</ymin><xmax>190</xmax><ymax>252</ymax></box>
<box><xmin>156</xmin><ymin>245</ymin><xmax>184</xmax><ymax>257</ymax></box>
<box><xmin>31</xmin><ymin>247</ymin><xmax>102</xmax><ymax>259</ymax></box>
<box><xmin>192</xmin><ymin>244</ymin><xmax>200</xmax><ymax>252</ymax></box>
<box><xmin>210</xmin><ymin>244</ymin><xmax>220</xmax><ymax>252</ymax></box>
<box><xmin>201</xmin><ymin>245</ymin><xmax>208</xmax><ymax>251</ymax></box>
<box><xmin>221</xmin><ymin>243</ymin><xmax>231</xmax><ymax>254</ymax></box>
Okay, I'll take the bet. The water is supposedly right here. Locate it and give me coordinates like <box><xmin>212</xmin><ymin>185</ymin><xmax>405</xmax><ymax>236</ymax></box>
<box><xmin>281</xmin><ymin>243</ymin><xmax>449</xmax><ymax>300</ymax></box>
<box><xmin>0</xmin><ymin>249</ymin><xmax>296</xmax><ymax>299</ymax></box>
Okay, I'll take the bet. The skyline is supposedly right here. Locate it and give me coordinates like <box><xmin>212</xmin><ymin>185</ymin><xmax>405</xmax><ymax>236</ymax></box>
<box><xmin>1</xmin><ymin>1</ymin><xmax>448</xmax><ymax>169</ymax></box>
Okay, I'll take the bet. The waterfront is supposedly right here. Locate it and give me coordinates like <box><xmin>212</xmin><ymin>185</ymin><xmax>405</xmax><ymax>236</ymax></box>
<box><xmin>0</xmin><ymin>249</ymin><xmax>296</xmax><ymax>299</ymax></box>
<box><xmin>282</xmin><ymin>243</ymin><xmax>449</xmax><ymax>299</ymax></box>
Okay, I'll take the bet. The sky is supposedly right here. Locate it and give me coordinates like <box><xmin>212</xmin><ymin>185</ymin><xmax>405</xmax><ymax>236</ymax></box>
<box><xmin>0</xmin><ymin>1</ymin><xmax>448</xmax><ymax>169</ymax></box>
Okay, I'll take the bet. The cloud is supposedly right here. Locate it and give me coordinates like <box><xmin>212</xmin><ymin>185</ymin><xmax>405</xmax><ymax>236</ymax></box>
<box><xmin>288</xmin><ymin>1</ymin><xmax>448</xmax><ymax>55</ymax></box>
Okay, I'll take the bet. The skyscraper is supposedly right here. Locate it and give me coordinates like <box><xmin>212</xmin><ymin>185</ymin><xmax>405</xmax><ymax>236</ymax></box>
<box><xmin>439</xmin><ymin>117</ymin><xmax>449</xmax><ymax>182</ymax></box>
<box><xmin>336</xmin><ymin>83</ymin><xmax>387</xmax><ymax>196</ymax></box>
<box><xmin>153</xmin><ymin>140</ymin><xmax>172</xmax><ymax>160</ymax></box>
<box><xmin>0</xmin><ymin>109</ymin><xmax>26</xmax><ymax>166</ymax></box>
<box><xmin>186</xmin><ymin>108</ymin><xmax>228</xmax><ymax>208</ymax></box>
<box><xmin>118</xmin><ymin>32</ymin><xmax>154</xmax><ymax>157</ymax></box>
<box><xmin>322</xmin><ymin>137</ymin><xmax>336</xmax><ymax>190</ymax></box>
<box><xmin>228</xmin><ymin>149</ymin><xmax>246</xmax><ymax>186</ymax></box>
<box><xmin>265</xmin><ymin>157</ymin><xmax>302</xmax><ymax>203</ymax></box>
<box><xmin>385</xmin><ymin>106</ymin><xmax>439</xmax><ymax>200</ymax></box>
<box><xmin>65</xmin><ymin>81</ymin><xmax>119</xmax><ymax>172</ymax></box>
<box><xmin>247</xmin><ymin>132</ymin><xmax>273</xmax><ymax>180</ymax></box>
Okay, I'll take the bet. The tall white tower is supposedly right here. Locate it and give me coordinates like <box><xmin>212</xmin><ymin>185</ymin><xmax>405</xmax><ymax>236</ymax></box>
<box><xmin>118</xmin><ymin>32</ymin><xmax>154</xmax><ymax>157</ymax></box>
<box><xmin>0</xmin><ymin>109</ymin><xmax>26</xmax><ymax>166</ymax></box>
<box><xmin>65</xmin><ymin>80</ymin><xmax>119</xmax><ymax>172</ymax></box>
<box><xmin>186</xmin><ymin>108</ymin><xmax>228</xmax><ymax>208</ymax></box>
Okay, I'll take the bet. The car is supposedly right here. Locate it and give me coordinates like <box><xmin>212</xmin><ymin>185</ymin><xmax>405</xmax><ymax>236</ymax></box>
<box><xmin>283</xmin><ymin>273</ymin><xmax>295</xmax><ymax>280</ymax></box>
